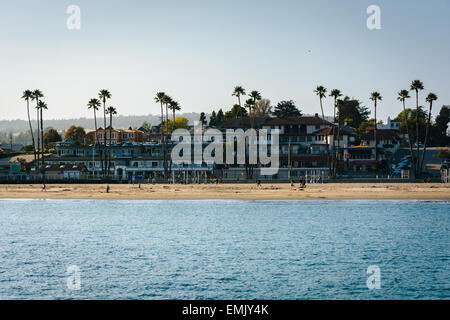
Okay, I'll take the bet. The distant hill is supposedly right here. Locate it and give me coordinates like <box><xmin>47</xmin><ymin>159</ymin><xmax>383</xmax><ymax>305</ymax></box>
<box><xmin>0</xmin><ymin>113</ymin><xmax>205</xmax><ymax>134</ymax></box>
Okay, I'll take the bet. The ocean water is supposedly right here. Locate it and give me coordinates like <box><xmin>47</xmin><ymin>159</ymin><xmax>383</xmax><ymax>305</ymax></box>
<box><xmin>0</xmin><ymin>199</ymin><xmax>448</xmax><ymax>300</ymax></box>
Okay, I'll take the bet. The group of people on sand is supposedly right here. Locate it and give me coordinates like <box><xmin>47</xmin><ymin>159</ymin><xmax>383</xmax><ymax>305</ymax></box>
<box><xmin>292</xmin><ymin>177</ymin><xmax>307</xmax><ymax>189</ymax></box>
<box><xmin>255</xmin><ymin>177</ymin><xmax>308</xmax><ymax>189</ymax></box>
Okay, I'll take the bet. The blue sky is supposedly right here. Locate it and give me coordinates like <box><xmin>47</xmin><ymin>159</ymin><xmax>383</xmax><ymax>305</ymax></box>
<box><xmin>0</xmin><ymin>0</ymin><xmax>449</xmax><ymax>122</ymax></box>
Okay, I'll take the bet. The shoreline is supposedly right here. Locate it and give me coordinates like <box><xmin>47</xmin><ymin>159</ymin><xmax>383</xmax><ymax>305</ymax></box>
<box><xmin>1</xmin><ymin>183</ymin><xmax>449</xmax><ymax>201</ymax></box>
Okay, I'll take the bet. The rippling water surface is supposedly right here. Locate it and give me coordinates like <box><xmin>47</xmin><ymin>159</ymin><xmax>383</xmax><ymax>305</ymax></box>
<box><xmin>0</xmin><ymin>199</ymin><xmax>449</xmax><ymax>299</ymax></box>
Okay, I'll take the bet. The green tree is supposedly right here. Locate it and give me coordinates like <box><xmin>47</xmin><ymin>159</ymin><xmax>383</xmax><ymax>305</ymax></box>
<box><xmin>224</xmin><ymin>105</ymin><xmax>248</xmax><ymax>120</ymax></box>
<box><xmin>162</xmin><ymin>94</ymin><xmax>172</xmax><ymax>134</ymax></box>
<box><xmin>169</xmin><ymin>100</ymin><xmax>181</xmax><ymax>132</ymax></box>
<box><xmin>209</xmin><ymin>111</ymin><xmax>217</xmax><ymax>127</ymax></box>
<box><xmin>248</xmin><ymin>90</ymin><xmax>262</xmax><ymax>128</ymax></box>
<box><xmin>432</xmin><ymin>105</ymin><xmax>450</xmax><ymax>146</ymax></box>
<box><xmin>232</xmin><ymin>86</ymin><xmax>246</xmax><ymax>124</ymax></box>
<box><xmin>272</xmin><ymin>100</ymin><xmax>301</xmax><ymax>118</ymax></box>
<box><xmin>199</xmin><ymin>112</ymin><xmax>207</xmax><ymax>128</ymax></box>
<box><xmin>166</xmin><ymin>117</ymin><xmax>189</xmax><ymax>131</ymax></box>
<box><xmin>216</xmin><ymin>109</ymin><xmax>225</xmax><ymax>126</ymax></box>
<box><xmin>337</xmin><ymin>97</ymin><xmax>370</xmax><ymax>129</ymax></box>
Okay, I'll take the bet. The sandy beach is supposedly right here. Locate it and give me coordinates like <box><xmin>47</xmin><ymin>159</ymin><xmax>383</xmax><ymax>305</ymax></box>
<box><xmin>0</xmin><ymin>183</ymin><xmax>449</xmax><ymax>200</ymax></box>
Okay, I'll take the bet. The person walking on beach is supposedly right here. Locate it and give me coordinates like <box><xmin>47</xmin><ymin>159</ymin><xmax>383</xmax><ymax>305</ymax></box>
<box><xmin>41</xmin><ymin>183</ymin><xmax>46</xmax><ymax>192</ymax></box>
<box><xmin>299</xmin><ymin>176</ymin><xmax>306</xmax><ymax>189</ymax></box>
<box><xmin>106</xmin><ymin>184</ymin><xmax>110</xmax><ymax>193</ymax></box>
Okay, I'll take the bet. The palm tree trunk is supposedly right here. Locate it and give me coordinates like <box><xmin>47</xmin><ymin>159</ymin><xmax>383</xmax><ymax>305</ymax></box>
<box><xmin>160</xmin><ymin>102</ymin><xmax>167</xmax><ymax>179</ymax></box>
<box><xmin>40</xmin><ymin>107</ymin><xmax>44</xmax><ymax>164</ymax></box>
<box><xmin>172</xmin><ymin>109</ymin><xmax>176</xmax><ymax>132</ymax></box>
<box><xmin>374</xmin><ymin>100</ymin><xmax>377</xmax><ymax>169</ymax></box>
<box><xmin>331</xmin><ymin>98</ymin><xmax>337</xmax><ymax>177</ymax></box>
<box><xmin>403</xmin><ymin>100</ymin><xmax>415</xmax><ymax>176</ymax></box>
<box><xmin>165</xmin><ymin>103</ymin><xmax>169</xmax><ymax>135</ymax></box>
<box><xmin>26</xmin><ymin>100</ymin><xmax>37</xmax><ymax>167</ymax></box>
<box><xmin>420</xmin><ymin>101</ymin><xmax>433</xmax><ymax>175</ymax></box>
<box><xmin>94</xmin><ymin>110</ymin><xmax>98</xmax><ymax>178</ymax></box>
<box><xmin>36</xmin><ymin>107</ymin><xmax>40</xmax><ymax>168</ymax></box>
<box><xmin>335</xmin><ymin>103</ymin><xmax>342</xmax><ymax>176</ymax></box>
<box><xmin>109</xmin><ymin>115</ymin><xmax>113</xmax><ymax>173</ymax></box>
<box><xmin>165</xmin><ymin>103</ymin><xmax>171</xmax><ymax>176</ymax></box>
<box><xmin>238</xmin><ymin>96</ymin><xmax>243</xmax><ymax>125</ymax></box>
<box><xmin>415</xmin><ymin>90</ymin><xmax>420</xmax><ymax>177</ymax></box>
<box><xmin>319</xmin><ymin>98</ymin><xmax>331</xmax><ymax>174</ymax></box>
<box><xmin>103</xmin><ymin>100</ymin><xmax>107</xmax><ymax>177</ymax></box>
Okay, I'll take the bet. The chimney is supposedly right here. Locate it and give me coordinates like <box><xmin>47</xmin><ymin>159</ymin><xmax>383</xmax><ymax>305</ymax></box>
<box><xmin>314</xmin><ymin>113</ymin><xmax>319</xmax><ymax>117</ymax></box>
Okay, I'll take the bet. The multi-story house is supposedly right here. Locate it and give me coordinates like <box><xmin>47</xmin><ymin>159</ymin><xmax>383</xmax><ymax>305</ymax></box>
<box><xmin>86</xmin><ymin>128</ymin><xmax>148</xmax><ymax>144</ymax></box>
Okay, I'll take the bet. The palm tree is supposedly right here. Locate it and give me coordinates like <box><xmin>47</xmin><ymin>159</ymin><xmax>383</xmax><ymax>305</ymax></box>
<box><xmin>22</xmin><ymin>90</ymin><xmax>36</xmax><ymax>166</ymax></box>
<box><xmin>420</xmin><ymin>93</ymin><xmax>438</xmax><ymax>175</ymax></box>
<box><xmin>87</xmin><ymin>98</ymin><xmax>101</xmax><ymax>176</ymax></box>
<box><xmin>163</xmin><ymin>94</ymin><xmax>172</xmax><ymax>135</ymax></box>
<box><xmin>32</xmin><ymin>90</ymin><xmax>44</xmax><ymax>167</ymax></box>
<box><xmin>37</xmin><ymin>101</ymin><xmax>48</xmax><ymax>164</ymax></box>
<box><xmin>248</xmin><ymin>90</ymin><xmax>261</xmax><ymax>115</ymax></box>
<box><xmin>248</xmin><ymin>90</ymin><xmax>262</xmax><ymax>129</ymax></box>
<box><xmin>154</xmin><ymin>92</ymin><xmax>168</xmax><ymax>178</ymax></box>
<box><xmin>329</xmin><ymin>89</ymin><xmax>342</xmax><ymax>177</ymax></box>
<box><xmin>244</xmin><ymin>99</ymin><xmax>255</xmax><ymax>118</ymax></box>
<box><xmin>99</xmin><ymin>89</ymin><xmax>111</xmax><ymax>176</ymax></box>
<box><xmin>410</xmin><ymin>80</ymin><xmax>424</xmax><ymax>175</ymax></box>
<box><xmin>169</xmin><ymin>100</ymin><xmax>180</xmax><ymax>132</ymax></box>
<box><xmin>397</xmin><ymin>89</ymin><xmax>415</xmax><ymax>174</ymax></box>
<box><xmin>314</xmin><ymin>86</ymin><xmax>330</xmax><ymax>171</ymax></box>
<box><xmin>329</xmin><ymin>89</ymin><xmax>342</xmax><ymax>123</ymax></box>
<box><xmin>370</xmin><ymin>92</ymin><xmax>382</xmax><ymax>168</ymax></box>
<box><xmin>106</xmin><ymin>106</ymin><xmax>118</xmax><ymax>172</ymax></box>
<box><xmin>232</xmin><ymin>86</ymin><xmax>246</xmax><ymax>124</ymax></box>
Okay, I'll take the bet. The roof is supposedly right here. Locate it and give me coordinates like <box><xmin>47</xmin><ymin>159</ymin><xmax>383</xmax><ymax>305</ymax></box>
<box><xmin>313</xmin><ymin>126</ymin><xmax>357</xmax><ymax>136</ymax></box>
<box><xmin>220</xmin><ymin>117</ymin><xmax>268</xmax><ymax>128</ymax></box>
<box><xmin>264</xmin><ymin>116</ymin><xmax>331</xmax><ymax>126</ymax></box>
<box><xmin>221</xmin><ymin>116</ymin><xmax>332</xmax><ymax>128</ymax></box>
<box><xmin>362</xmin><ymin>129</ymin><xmax>399</xmax><ymax>141</ymax></box>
